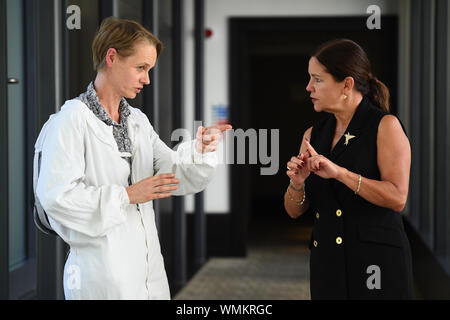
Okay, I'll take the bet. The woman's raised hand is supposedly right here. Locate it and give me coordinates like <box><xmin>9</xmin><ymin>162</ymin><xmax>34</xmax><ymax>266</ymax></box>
<box><xmin>195</xmin><ymin>125</ymin><xmax>233</xmax><ymax>154</ymax></box>
<box><xmin>286</xmin><ymin>149</ymin><xmax>311</xmax><ymax>188</ymax></box>
<box><xmin>126</xmin><ymin>173</ymin><xmax>180</xmax><ymax>204</ymax></box>
<box><xmin>304</xmin><ymin>139</ymin><xmax>341</xmax><ymax>180</ymax></box>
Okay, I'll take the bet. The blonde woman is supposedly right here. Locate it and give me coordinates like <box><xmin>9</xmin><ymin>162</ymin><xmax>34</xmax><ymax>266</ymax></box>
<box><xmin>36</xmin><ymin>17</ymin><xmax>231</xmax><ymax>299</ymax></box>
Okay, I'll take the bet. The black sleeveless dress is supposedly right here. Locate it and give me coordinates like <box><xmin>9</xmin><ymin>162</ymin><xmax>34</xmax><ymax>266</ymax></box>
<box><xmin>305</xmin><ymin>96</ymin><xmax>413</xmax><ymax>299</ymax></box>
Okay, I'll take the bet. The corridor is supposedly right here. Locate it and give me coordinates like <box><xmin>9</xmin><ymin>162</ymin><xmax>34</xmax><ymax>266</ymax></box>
<box><xmin>175</xmin><ymin>217</ymin><xmax>312</xmax><ymax>300</ymax></box>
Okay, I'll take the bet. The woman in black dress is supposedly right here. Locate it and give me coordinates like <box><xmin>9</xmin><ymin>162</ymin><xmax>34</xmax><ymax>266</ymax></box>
<box><xmin>284</xmin><ymin>39</ymin><xmax>413</xmax><ymax>299</ymax></box>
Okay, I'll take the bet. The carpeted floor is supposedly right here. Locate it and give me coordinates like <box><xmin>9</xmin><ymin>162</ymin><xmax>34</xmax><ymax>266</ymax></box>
<box><xmin>174</xmin><ymin>216</ymin><xmax>313</xmax><ymax>300</ymax></box>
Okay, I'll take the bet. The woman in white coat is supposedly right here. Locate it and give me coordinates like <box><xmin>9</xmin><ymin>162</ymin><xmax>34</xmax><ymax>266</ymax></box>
<box><xmin>35</xmin><ymin>17</ymin><xmax>231</xmax><ymax>300</ymax></box>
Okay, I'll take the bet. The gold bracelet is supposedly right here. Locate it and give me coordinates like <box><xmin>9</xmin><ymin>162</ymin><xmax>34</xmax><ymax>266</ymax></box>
<box><xmin>286</xmin><ymin>184</ymin><xmax>306</xmax><ymax>206</ymax></box>
<box><xmin>355</xmin><ymin>174</ymin><xmax>362</xmax><ymax>194</ymax></box>
<box><xmin>289</xmin><ymin>180</ymin><xmax>305</xmax><ymax>192</ymax></box>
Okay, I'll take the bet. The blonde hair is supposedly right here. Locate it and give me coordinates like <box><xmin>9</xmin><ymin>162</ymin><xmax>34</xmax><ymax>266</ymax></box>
<box><xmin>92</xmin><ymin>17</ymin><xmax>163</xmax><ymax>71</ymax></box>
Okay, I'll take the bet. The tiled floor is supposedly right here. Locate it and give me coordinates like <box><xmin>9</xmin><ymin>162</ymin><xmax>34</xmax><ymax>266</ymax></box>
<box><xmin>174</xmin><ymin>216</ymin><xmax>313</xmax><ymax>300</ymax></box>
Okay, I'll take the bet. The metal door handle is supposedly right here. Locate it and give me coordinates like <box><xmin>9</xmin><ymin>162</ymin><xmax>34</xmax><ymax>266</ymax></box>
<box><xmin>8</xmin><ymin>78</ymin><xmax>19</xmax><ymax>84</ymax></box>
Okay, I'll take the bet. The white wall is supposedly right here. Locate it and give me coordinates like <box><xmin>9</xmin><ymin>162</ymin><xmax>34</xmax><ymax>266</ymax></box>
<box><xmin>183</xmin><ymin>0</ymin><xmax>409</xmax><ymax>213</ymax></box>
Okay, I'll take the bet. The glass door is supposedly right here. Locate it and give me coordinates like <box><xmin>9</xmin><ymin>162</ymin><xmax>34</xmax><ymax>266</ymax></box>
<box><xmin>6</xmin><ymin>0</ymin><xmax>37</xmax><ymax>299</ymax></box>
<box><xmin>7</xmin><ymin>0</ymin><xmax>26</xmax><ymax>273</ymax></box>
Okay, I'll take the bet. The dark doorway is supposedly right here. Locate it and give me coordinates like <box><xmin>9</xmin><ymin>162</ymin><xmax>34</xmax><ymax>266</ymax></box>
<box><xmin>229</xmin><ymin>16</ymin><xmax>398</xmax><ymax>256</ymax></box>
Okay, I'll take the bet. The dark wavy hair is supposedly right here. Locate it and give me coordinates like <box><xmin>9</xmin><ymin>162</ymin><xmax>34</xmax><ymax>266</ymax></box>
<box><xmin>313</xmin><ymin>39</ymin><xmax>390</xmax><ymax>113</ymax></box>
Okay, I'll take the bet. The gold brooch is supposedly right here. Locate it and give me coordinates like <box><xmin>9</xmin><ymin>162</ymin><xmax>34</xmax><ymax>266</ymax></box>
<box><xmin>344</xmin><ymin>132</ymin><xmax>356</xmax><ymax>146</ymax></box>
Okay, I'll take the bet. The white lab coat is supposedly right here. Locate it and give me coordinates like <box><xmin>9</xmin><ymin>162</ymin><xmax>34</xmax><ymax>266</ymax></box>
<box><xmin>35</xmin><ymin>99</ymin><xmax>217</xmax><ymax>300</ymax></box>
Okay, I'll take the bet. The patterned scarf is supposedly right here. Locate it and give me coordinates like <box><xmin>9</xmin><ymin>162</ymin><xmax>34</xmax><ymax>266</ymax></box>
<box><xmin>77</xmin><ymin>82</ymin><xmax>134</xmax><ymax>186</ymax></box>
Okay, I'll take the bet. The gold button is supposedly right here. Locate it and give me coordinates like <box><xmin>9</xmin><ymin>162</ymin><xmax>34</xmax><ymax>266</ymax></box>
<box><xmin>336</xmin><ymin>209</ymin><xmax>342</xmax><ymax>217</ymax></box>
<box><xmin>336</xmin><ymin>237</ymin><xmax>343</xmax><ymax>245</ymax></box>
<box><xmin>316</xmin><ymin>212</ymin><xmax>320</xmax><ymax>219</ymax></box>
<box><xmin>313</xmin><ymin>240</ymin><xmax>318</xmax><ymax>247</ymax></box>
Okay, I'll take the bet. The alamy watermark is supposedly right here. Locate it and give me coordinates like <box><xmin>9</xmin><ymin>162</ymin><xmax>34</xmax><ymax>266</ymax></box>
<box><xmin>66</xmin><ymin>5</ymin><xmax>382</xmax><ymax>32</ymax></box>
<box><xmin>66</xmin><ymin>5</ymin><xmax>81</xmax><ymax>30</ymax></box>
<box><xmin>366</xmin><ymin>264</ymin><xmax>381</xmax><ymax>290</ymax></box>
<box><xmin>367</xmin><ymin>5</ymin><xmax>381</xmax><ymax>30</ymax></box>
<box><xmin>171</xmin><ymin>121</ymin><xmax>279</xmax><ymax>176</ymax></box>
<box><xmin>66</xmin><ymin>264</ymin><xmax>81</xmax><ymax>290</ymax></box>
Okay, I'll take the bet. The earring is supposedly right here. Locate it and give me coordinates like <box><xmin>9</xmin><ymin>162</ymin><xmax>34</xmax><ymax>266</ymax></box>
<box><xmin>343</xmin><ymin>94</ymin><xmax>348</xmax><ymax>99</ymax></box>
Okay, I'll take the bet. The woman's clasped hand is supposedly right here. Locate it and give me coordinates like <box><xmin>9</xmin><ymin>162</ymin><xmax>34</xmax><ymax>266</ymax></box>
<box><xmin>286</xmin><ymin>138</ymin><xmax>342</xmax><ymax>184</ymax></box>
